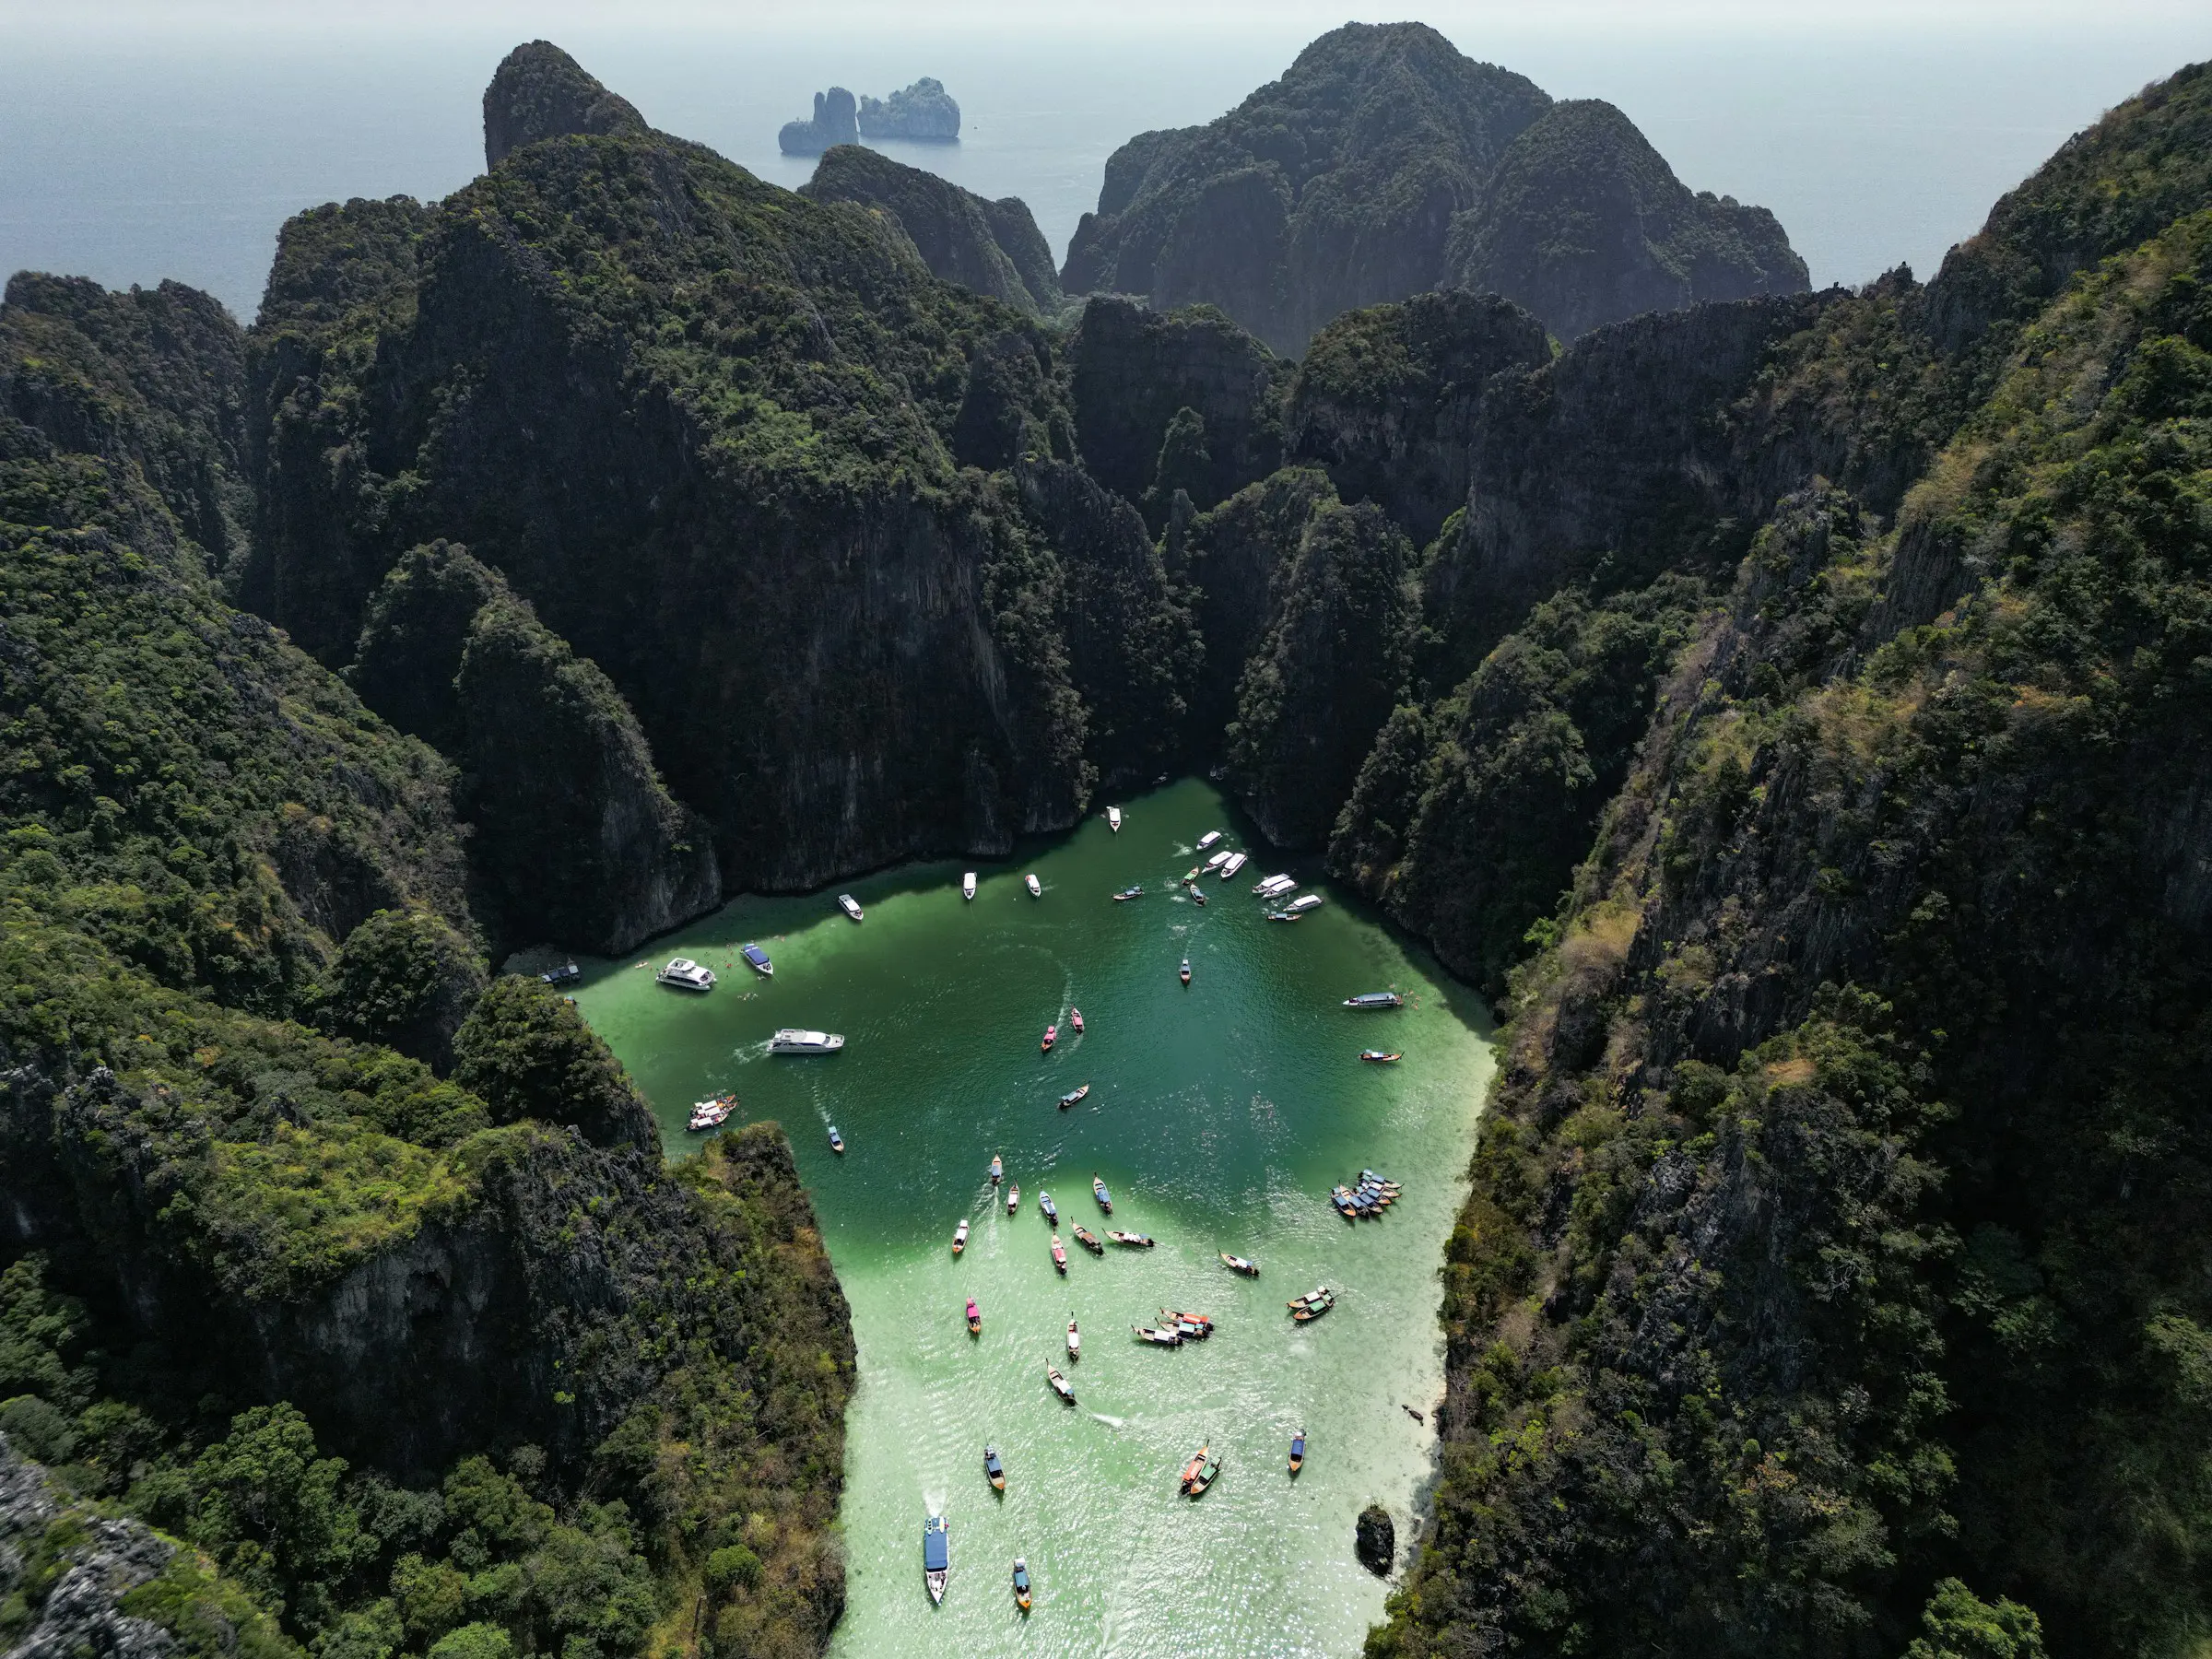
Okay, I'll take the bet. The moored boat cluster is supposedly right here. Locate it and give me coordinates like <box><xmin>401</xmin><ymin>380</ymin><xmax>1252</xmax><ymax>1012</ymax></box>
<box><xmin>657</xmin><ymin>804</ymin><xmax>1436</xmax><ymax>1615</ymax></box>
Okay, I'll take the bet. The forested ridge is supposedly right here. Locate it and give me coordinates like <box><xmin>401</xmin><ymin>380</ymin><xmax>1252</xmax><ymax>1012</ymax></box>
<box><xmin>3</xmin><ymin>29</ymin><xmax>2209</xmax><ymax>1659</ymax></box>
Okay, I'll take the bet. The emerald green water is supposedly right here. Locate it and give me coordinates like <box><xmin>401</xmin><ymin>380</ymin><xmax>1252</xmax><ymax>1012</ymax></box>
<box><xmin>571</xmin><ymin>781</ymin><xmax>1494</xmax><ymax>1657</ymax></box>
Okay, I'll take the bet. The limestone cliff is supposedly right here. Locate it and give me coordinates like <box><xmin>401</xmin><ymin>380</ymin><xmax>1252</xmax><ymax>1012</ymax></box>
<box><xmin>778</xmin><ymin>88</ymin><xmax>858</xmax><ymax>157</ymax></box>
<box><xmin>1064</xmin><ymin>295</ymin><xmax>1288</xmax><ymax>524</ymax></box>
<box><xmin>1225</xmin><ymin>495</ymin><xmax>1418</xmax><ymax>847</ymax></box>
<box><xmin>248</xmin><ymin>51</ymin><xmax>1135</xmax><ymax>890</ymax></box>
<box><xmin>801</xmin><ymin>145</ymin><xmax>1058</xmax><ymax>314</ymax></box>
<box><xmin>1062</xmin><ymin>23</ymin><xmax>1806</xmax><ymax>352</ymax></box>
<box><xmin>351</xmin><ymin>543</ymin><xmax>720</xmax><ymax>958</ymax></box>
<box><xmin>1283</xmin><ymin>288</ymin><xmax>1550</xmax><ymax>547</ymax></box>
<box><xmin>1447</xmin><ymin>99</ymin><xmax>1809</xmax><ymax>341</ymax></box>
<box><xmin>482</xmin><ymin>41</ymin><xmax>646</xmax><ymax>170</ymax></box>
<box><xmin>857</xmin><ymin>77</ymin><xmax>960</xmax><ymax>142</ymax></box>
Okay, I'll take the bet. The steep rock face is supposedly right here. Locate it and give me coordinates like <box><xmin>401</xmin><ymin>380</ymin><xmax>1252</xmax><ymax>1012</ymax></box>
<box><xmin>801</xmin><ymin>146</ymin><xmax>1058</xmax><ymax>314</ymax></box>
<box><xmin>251</xmin><ymin>82</ymin><xmax>1123</xmax><ymax>889</ymax></box>
<box><xmin>778</xmin><ymin>88</ymin><xmax>858</xmax><ymax>157</ymax></box>
<box><xmin>0</xmin><ymin>272</ymin><xmax>249</xmax><ymax>571</ymax></box>
<box><xmin>481</xmin><ymin>41</ymin><xmax>645</xmax><ymax>170</ymax></box>
<box><xmin>1284</xmin><ymin>288</ymin><xmax>1550</xmax><ymax>547</ymax></box>
<box><xmin>0</xmin><ymin>1441</ymin><xmax>288</xmax><ymax>1659</ymax></box>
<box><xmin>1924</xmin><ymin>57</ymin><xmax>2212</xmax><ymax>357</ymax></box>
<box><xmin>1173</xmin><ymin>466</ymin><xmax>1337</xmax><ymax>745</ymax></box>
<box><xmin>1424</xmin><ymin>290</ymin><xmax>1831</xmax><ymax>681</ymax></box>
<box><xmin>857</xmin><ymin>77</ymin><xmax>960</xmax><ymax>142</ymax></box>
<box><xmin>1367</xmin><ymin>71</ymin><xmax>2212</xmax><ymax>1658</ymax></box>
<box><xmin>1062</xmin><ymin>23</ymin><xmax>1805</xmax><ymax>352</ymax></box>
<box><xmin>1329</xmin><ymin>573</ymin><xmax>1706</xmax><ymax>992</ymax></box>
<box><xmin>238</xmin><ymin>194</ymin><xmax>431</xmax><ymax>660</ymax></box>
<box><xmin>1013</xmin><ymin>457</ymin><xmax>1199</xmax><ymax>788</ymax></box>
<box><xmin>1227</xmin><ymin>498</ymin><xmax>1417</xmax><ymax>848</ymax></box>
<box><xmin>1448</xmin><ymin>100</ymin><xmax>1808</xmax><ymax>341</ymax></box>
<box><xmin>351</xmin><ymin>542</ymin><xmax>721</xmax><ymax>955</ymax></box>
<box><xmin>1065</xmin><ymin>295</ymin><xmax>1287</xmax><ymax>520</ymax></box>
<box><xmin>2</xmin><ymin>278</ymin><xmax>476</xmax><ymax>1018</ymax></box>
<box><xmin>1063</xmin><ymin>23</ymin><xmax>1550</xmax><ymax>352</ymax></box>
<box><xmin>455</xmin><ymin>595</ymin><xmax>721</xmax><ymax>954</ymax></box>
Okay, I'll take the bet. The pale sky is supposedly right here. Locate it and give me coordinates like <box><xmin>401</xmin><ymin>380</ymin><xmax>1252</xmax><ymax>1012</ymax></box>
<box><xmin>8</xmin><ymin>0</ymin><xmax>2208</xmax><ymax>35</ymax></box>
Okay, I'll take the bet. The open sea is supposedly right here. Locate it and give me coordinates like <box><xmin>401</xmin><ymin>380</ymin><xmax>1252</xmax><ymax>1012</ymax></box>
<box><xmin>3</xmin><ymin>10</ymin><xmax>2206</xmax><ymax>324</ymax></box>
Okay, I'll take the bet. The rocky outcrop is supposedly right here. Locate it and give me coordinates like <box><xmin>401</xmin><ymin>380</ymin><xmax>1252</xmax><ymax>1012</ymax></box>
<box><xmin>778</xmin><ymin>88</ymin><xmax>858</xmax><ymax>157</ymax></box>
<box><xmin>1355</xmin><ymin>1505</ymin><xmax>1394</xmax><ymax>1576</ymax></box>
<box><xmin>1173</xmin><ymin>466</ymin><xmax>1335</xmax><ymax>745</ymax></box>
<box><xmin>250</xmin><ymin>54</ymin><xmax>1124</xmax><ymax>890</ymax></box>
<box><xmin>857</xmin><ymin>77</ymin><xmax>959</xmax><ymax>142</ymax></box>
<box><xmin>1227</xmin><ymin>496</ymin><xmax>1418</xmax><ymax>848</ymax></box>
<box><xmin>1065</xmin><ymin>295</ymin><xmax>1287</xmax><ymax>523</ymax></box>
<box><xmin>482</xmin><ymin>41</ymin><xmax>645</xmax><ymax>170</ymax></box>
<box><xmin>801</xmin><ymin>146</ymin><xmax>1057</xmax><ymax>313</ymax></box>
<box><xmin>1062</xmin><ymin>23</ymin><xmax>1805</xmax><ymax>352</ymax></box>
<box><xmin>1284</xmin><ymin>288</ymin><xmax>1551</xmax><ymax>547</ymax></box>
<box><xmin>1447</xmin><ymin>100</ymin><xmax>1808</xmax><ymax>341</ymax></box>
<box><xmin>1423</xmin><ymin>290</ymin><xmax>1831</xmax><ymax>682</ymax></box>
<box><xmin>349</xmin><ymin>543</ymin><xmax>719</xmax><ymax>956</ymax></box>
<box><xmin>1064</xmin><ymin>24</ymin><xmax>1549</xmax><ymax>353</ymax></box>
<box><xmin>0</xmin><ymin>1440</ymin><xmax>229</xmax><ymax>1659</ymax></box>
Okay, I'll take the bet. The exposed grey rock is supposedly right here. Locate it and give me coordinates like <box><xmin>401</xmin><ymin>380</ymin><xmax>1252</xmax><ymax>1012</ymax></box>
<box><xmin>0</xmin><ymin>1438</ymin><xmax>179</xmax><ymax>1659</ymax></box>
<box><xmin>1356</xmin><ymin>1503</ymin><xmax>1394</xmax><ymax>1575</ymax></box>
<box><xmin>779</xmin><ymin>88</ymin><xmax>858</xmax><ymax>156</ymax></box>
<box><xmin>483</xmin><ymin>41</ymin><xmax>646</xmax><ymax>171</ymax></box>
<box><xmin>857</xmin><ymin>77</ymin><xmax>959</xmax><ymax>142</ymax></box>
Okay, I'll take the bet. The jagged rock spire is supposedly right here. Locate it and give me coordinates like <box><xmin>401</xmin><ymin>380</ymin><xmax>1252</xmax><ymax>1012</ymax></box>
<box><xmin>482</xmin><ymin>40</ymin><xmax>646</xmax><ymax>170</ymax></box>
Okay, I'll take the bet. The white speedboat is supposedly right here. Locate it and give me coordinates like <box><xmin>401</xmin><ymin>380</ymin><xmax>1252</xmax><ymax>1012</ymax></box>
<box><xmin>838</xmin><ymin>893</ymin><xmax>864</xmax><ymax>922</ymax></box>
<box><xmin>1107</xmin><ymin>806</ymin><xmax>1122</xmax><ymax>832</ymax></box>
<box><xmin>1196</xmin><ymin>830</ymin><xmax>1223</xmax><ymax>850</ymax></box>
<box><xmin>1254</xmin><ymin>874</ymin><xmax>1296</xmax><ymax>898</ymax></box>
<box><xmin>657</xmin><ymin>958</ymin><xmax>715</xmax><ymax>991</ymax></box>
<box><xmin>740</xmin><ymin>942</ymin><xmax>772</xmax><ymax>977</ymax></box>
<box><xmin>1026</xmin><ymin>873</ymin><xmax>1041</xmax><ymax>899</ymax></box>
<box><xmin>1218</xmin><ymin>852</ymin><xmax>1248</xmax><ymax>878</ymax></box>
<box><xmin>962</xmin><ymin>871</ymin><xmax>977</xmax><ymax>900</ymax></box>
<box><xmin>770</xmin><ymin>1029</ymin><xmax>845</xmax><ymax>1054</ymax></box>
<box><xmin>1203</xmin><ymin>849</ymin><xmax>1231</xmax><ymax>871</ymax></box>
<box><xmin>1288</xmin><ymin>893</ymin><xmax>1324</xmax><ymax>913</ymax></box>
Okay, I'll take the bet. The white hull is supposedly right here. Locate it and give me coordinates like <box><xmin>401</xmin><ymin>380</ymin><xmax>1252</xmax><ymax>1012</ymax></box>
<box><xmin>962</xmin><ymin>872</ymin><xmax>977</xmax><ymax>900</ymax></box>
<box><xmin>770</xmin><ymin>1028</ymin><xmax>845</xmax><ymax>1054</ymax></box>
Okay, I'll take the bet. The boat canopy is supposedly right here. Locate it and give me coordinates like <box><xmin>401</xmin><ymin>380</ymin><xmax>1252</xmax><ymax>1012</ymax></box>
<box><xmin>923</xmin><ymin>1530</ymin><xmax>949</xmax><ymax>1571</ymax></box>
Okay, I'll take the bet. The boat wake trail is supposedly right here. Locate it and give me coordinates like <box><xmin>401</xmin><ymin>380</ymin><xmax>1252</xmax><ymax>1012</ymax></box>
<box><xmin>730</xmin><ymin>1039</ymin><xmax>775</xmax><ymax>1065</ymax></box>
<box><xmin>1089</xmin><ymin>1413</ymin><xmax>1128</xmax><ymax>1430</ymax></box>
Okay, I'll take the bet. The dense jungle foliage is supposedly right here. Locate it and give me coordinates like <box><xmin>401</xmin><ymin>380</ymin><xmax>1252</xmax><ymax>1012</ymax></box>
<box><xmin>1366</xmin><ymin>63</ymin><xmax>2212</xmax><ymax>1659</ymax></box>
<box><xmin>1</xmin><ymin>209</ymin><xmax>853</xmax><ymax>1659</ymax></box>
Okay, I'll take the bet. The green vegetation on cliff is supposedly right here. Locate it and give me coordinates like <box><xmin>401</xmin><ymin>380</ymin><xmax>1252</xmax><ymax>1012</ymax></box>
<box><xmin>1</xmin><ymin>164</ymin><xmax>853</xmax><ymax>1659</ymax></box>
<box><xmin>1061</xmin><ymin>21</ymin><xmax>1807</xmax><ymax>351</ymax></box>
<box><xmin>1364</xmin><ymin>61</ymin><xmax>2212</xmax><ymax>1659</ymax></box>
<box><xmin>801</xmin><ymin>146</ymin><xmax>1054</xmax><ymax>315</ymax></box>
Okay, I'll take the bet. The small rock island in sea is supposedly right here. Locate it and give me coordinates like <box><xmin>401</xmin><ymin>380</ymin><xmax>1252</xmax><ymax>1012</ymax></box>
<box><xmin>778</xmin><ymin>87</ymin><xmax>858</xmax><ymax>155</ymax></box>
<box><xmin>859</xmin><ymin>76</ymin><xmax>960</xmax><ymax>141</ymax></box>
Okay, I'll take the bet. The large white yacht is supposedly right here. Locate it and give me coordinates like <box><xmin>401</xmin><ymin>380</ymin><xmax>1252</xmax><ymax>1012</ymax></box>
<box><xmin>771</xmin><ymin>1029</ymin><xmax>845</xmax><ymax>1054</ymax></box>
<box><xmin>657</xmin><ymin>958</ymin><xmax>715</xmax><ymax>991</ymax></box>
